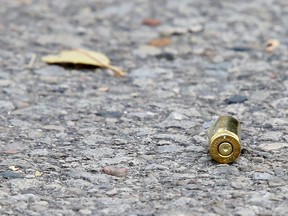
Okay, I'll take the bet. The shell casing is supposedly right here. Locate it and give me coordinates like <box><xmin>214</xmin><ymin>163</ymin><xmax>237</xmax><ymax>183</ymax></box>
<box><xmin>209</xmin><ymin>116</ymin><xmax>241</xmax><ymax>164</ymax></box>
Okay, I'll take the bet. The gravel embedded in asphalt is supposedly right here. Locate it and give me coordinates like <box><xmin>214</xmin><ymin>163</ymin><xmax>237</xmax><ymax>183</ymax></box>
<box><xmin>0</xmin><ymin>0</ymin><xmax>288</xmax><ymax>215</ymax></box>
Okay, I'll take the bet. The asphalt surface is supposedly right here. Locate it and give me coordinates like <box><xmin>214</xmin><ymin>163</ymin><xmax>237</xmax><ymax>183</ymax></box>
<box><xmin>0</xmin><ymin>0</ymin><xmax>288</xmax><ymax>215</ymax></box>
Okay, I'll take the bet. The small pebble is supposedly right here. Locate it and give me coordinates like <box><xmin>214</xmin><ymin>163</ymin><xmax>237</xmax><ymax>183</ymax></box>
<box><xmin>102</xmin><ymin>167</ymin><xmax>128</xmax><ymax>177</ymax></box>
<box><xmin>225</xmin><ymin>94</ymin><xmax>248</xmax><ymax>104</ymax></box>
<box><xmin>142</xmin><ymin>18</ymin><xmax>161</xmax><ymax>27</ymax></box>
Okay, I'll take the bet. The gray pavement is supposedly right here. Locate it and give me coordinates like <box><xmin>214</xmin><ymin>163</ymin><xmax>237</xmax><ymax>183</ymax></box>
<box><xmin>0</xmin><ymin>0</ymin><xmax>288</xmax><ymax>215</ymax></box>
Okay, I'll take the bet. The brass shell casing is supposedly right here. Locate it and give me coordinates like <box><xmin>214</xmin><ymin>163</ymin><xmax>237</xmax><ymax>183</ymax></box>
<box><xmin>209</xmin><ymin>116</ymin><xmax>241</xmax><ymax>164</ymax></box>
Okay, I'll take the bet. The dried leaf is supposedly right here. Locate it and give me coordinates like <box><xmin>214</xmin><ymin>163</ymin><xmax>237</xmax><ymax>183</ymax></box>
<box><xmin>102</xmin><ymin>166</ymin><xmax>128</xmax><ymax>177</ymax></box>
<box><xmin>42</xmin><ymin>49</ymin><xmax>125</xmax><ymax>77</ymax></box>
<box><xmin>148</xmin><ymin>37</ymin><xmax>171</xmax><ymax>47</ymax></box>
<box><xmin>35</xmin><ymin>171</ymin><xmax>43</xmax><ymax>177</ymax></box>
<box><xmin>265</xmin><ymin>39</ymin><xmax>280</xmax><ymax>52</ymax></box>
<box><xmin>142</xmin><ymin>18</ymin><xmax>161</xmax><ymax>27</ymax></box>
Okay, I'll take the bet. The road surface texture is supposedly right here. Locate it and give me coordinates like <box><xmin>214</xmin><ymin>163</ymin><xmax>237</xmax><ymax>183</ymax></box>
<box><xmin>0</xmin><ymin>0</ymin><xmax>288</xmax><ymax>215</ymax></box>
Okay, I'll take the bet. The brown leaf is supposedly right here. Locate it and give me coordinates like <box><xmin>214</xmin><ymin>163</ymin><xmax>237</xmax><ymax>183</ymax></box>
<box><xmin>148</xmin><ymin>37</ymin><xmax>171</xmax><ymax>47</ymax></box>
<box><xmin>102</xmin><ymin>166</ymin><xmax>128</xmax><ymax>177</ymax></box>
<box><xmin>42</xmin><ymin>49</ymin><xmax>125</xmax><ymax>77</ymax></box>
<box><xmin>265</xmin><ymin>39</ymin><xmax>280</xmax><ymax>52</ymax></box>
<box><xmin>142</xmin><ymin>18</ymin><xmax>161</xmax><ymax>27</ymax></box>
